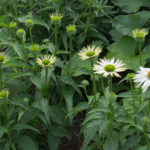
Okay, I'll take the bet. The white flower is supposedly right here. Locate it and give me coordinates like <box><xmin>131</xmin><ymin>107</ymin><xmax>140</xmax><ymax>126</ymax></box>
<box><xmin>78</xmin><ymin>45</ymin><xmax>102</xmax><ymax>60</ymax></box>
<box><xmin>36</xmin><ymin>55</ymin><xmax>56</xmax><ymax>68</ymax></box>
<box><xmin>132</xmin><ymin>28</ymin><xmax>148</xmax><ymax>38</ymax></box>
<box><xmin>134</xmin><ymin>67</ymin><xmax>150</xmax><ymax>92</ymax></box>
<box><xmin>93</xmin><ymin>58</ymin><xmax>126</xmax><ymax>77</ymax></box>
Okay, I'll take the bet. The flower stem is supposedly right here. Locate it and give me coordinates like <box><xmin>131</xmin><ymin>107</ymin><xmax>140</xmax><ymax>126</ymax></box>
<box><xmin>29</xmin><ymin>27</ymin><xmax>33</xmax><ymax>44</ymax></box>
<box><xmin>9</xmin><ymin>29</ymin><xmax>15</xmax><ymax>56</ymax></box>
<box><xmin>13</xmin><ymin>0</ymin><xmax>17</xmax><ymax>19</ymax></box>
<box><xmin>129</xmin><ymin>80</ymin><xmax>136</xmax><ymax>113</ymax></box>
<box><xmin>129</xmin><ymin>79</ymin><xmax>136</xmax><ymax>123</ymax></box>
<box><xmin>108</xmin><ymin>76</ymin><xmax>113</xmax><ymax>138</ymax></box>
<box><xmin>139</xmin><ymin>39</ymin><xmax>142</xmax><ymax>66</ymax></box>
<box><xmin>0</xmin><ymin>65</ymin><xmax>2</xmax><ymax>90</ymax></box>
<box><xmin>3</xmin><ymin>98</ymin><xmax>12</xmax><ymax>147</ymax></box>
<box><xmin>101</xmin><ymin>77</ymin><xmax>106</xmax><ymax>99</ymax></box>
<box><xmin>44</xmin><ymin>67</ymin><xmax>48</xmax><ymax>97</ymax></box>
<box><xmin>91</xmin><ymin>59</ymin><xmax>97</xmax><ymax>103</ymax></box>
<box><xmin>54</xmin><ymin>23</ymin><xmax>58</xmax><ymax>55</ymax></box>
<box><xmin>68</xmin><ymin>35</ymin><xmax>72</xmax><ymax>74</ymax></box>
<box><xmin>89</xmin><ymin>5</ymin><xmax>92</xmax><ymax>22</ymax></box>
<box><xmin>21</xmin><ymin>37</ymin><xmax>27</xmax><ymax>70</ymax></box>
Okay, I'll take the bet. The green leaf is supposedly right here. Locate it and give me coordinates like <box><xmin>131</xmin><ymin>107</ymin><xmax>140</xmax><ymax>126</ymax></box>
<box><xmin>107</xmin><ymin>36</ymin><xmax>140</xmax><ymax>70</ymax></box>
<box><xmin>39</xmin><ymin>98</ymin><xmax>50</xmax><ymax>126</ymax></box>
<box><xmin>0</xmin><ymin>126</ymin><xmax>7</xmax><ymax>138</ymax></box>
<box><xmin>30</xmin><ymin>76</ymin><xmax>42</xmax><ymax>90</ymax></box>
<box><xmin>48</xmin><ymin>132</ymin><xmax>60</xmax><ymax>150</ymax></box>
<box><xmin>72</xmin><ymin>102</ymin><xmax>90</xmax><ymax>115</ymax></box>
<box><xmin>5</xmin><ymin>72</ymin><xmax>31</xmax><ymax>84</ymax></box>
<box><xmin>18</xmin><ymin>135</ymin><xmax>38</xmax><ymax>150</ymax></box>
<box><xmin>112</xmin><ymin>0</ymin><xmax>150</xmax><ymax>13</ymax></box>
<box><xmin>81</xmin><ymin>127</ymin><xmax>97</xmax><ymax>150</ymax></box>
<box><xmin>12</xmin><ymin>123</ymin><xmax>39</xmax><ymax>133</ymax></box>
<box><xmin>49</xmin><ymin>105</ymin><xmax>65</xmax><ymax>125</ymax></box>
<box><xmin>49</xmin><ymin>126</ymin><xmax>70</xmax><ymax>138</ymax></box>
<box><xmin>60</xmin><ymin>75</ymin><xmax>81</xmax><ymax>95</ymax></box>
<box><xmin>103</xmin><ymin>139</ymin><xmax>118</xmax><ymax>150</ymax></box>
<box><xmin>112</xmin><ymin>11</ymin><xmax>150</xmax><ymax>35</ymax></box>
<box><xmin>12</xmin><ymin>41</ymin><xmax>24</xmax><ymax>60</ymax></box>
<box><xmin>63</xmin><ymin>87</ymin><xmax>74</xmax><ymax>125</ymax></box>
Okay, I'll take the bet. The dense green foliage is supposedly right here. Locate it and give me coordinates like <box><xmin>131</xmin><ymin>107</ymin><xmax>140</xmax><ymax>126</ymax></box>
<box><xmin>0</xmin><ymin>0</ymin><xmax>150</xmax><ymax>150</ymax></box>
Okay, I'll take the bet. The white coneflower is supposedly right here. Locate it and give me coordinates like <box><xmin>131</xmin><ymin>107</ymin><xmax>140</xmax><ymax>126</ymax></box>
<box><xmin>49</xmin><ymin>13</ymin><xmax>63</xmax><ymax>23</ymax></box>
<box><xmin>78</xmin><ymin>45</ymin><xmax>102</xmax><ymax>60</ymax></box>
<box><xmin>134</xmin><ymin>67</ymin><xmax>150</xmax><ymax>92</ymax></box>
<box><xmin>132</xmin><ymin>28</ymin><xmax>148</xmax><ymax>38</ymax></box>
<box><xmin>0</xmin><ymin>89</ymin><xmax>9</xmax><ymax>99</ymax></box>
<box><xmin>93</xmin><ymin>58</ymin><xmax>126</xmax><ymax>77</ymax></box>
<box><xmin>36</xmin><ymin>55</ymin><xmax>56</xmax><ymax>68</ymax></box>
<box><xmin>0</xmin><ymin>52</ymin><xmax>9</xmax><ymax>64</ymax></box>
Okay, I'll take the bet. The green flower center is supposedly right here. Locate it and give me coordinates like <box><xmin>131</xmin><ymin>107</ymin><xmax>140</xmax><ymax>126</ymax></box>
<box><xmin>86</xmin><ymin>51</ymin><xmax>95</xmax><ymax>57</ymax></box>
<box><xmin>0</xmin><ymin>56</ymin><xmax>5</xmax><ymax>63</ymax></box>
<box><xmin>42</xmin><ymin>59</ymin><xmax>50</xmax><ymax>65</ymax></box>
<box><xmin>147</xmin><ymin>71</ymin><xmax>150</xmax><ymax>78</ymax></box>
<box><xmin>0</xmin><ymin>92</ymin><xmax>8</xmax><ymax>98</ymax></box>
<box><xmin>136</xmin><ymin>32</ymin><xmax>144</xmax><ymax>38</ymax></box>
<box><xmin>104</xmin><ymin>64</ymin><xmax>116</xmax><ymax>72</ymax></box>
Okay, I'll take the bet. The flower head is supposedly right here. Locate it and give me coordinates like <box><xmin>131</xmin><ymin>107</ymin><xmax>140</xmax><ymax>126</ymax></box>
<box><xmin>127</xmin><ymin>73</ymin><xmax>135</xmax><ymax>79</ymax></box>
<box><xmin>132</xmin><ymin>28</ymin><xmax>148</xmax><ymax>38</ymax></box>
<box><xmin>9</xmin><ymin>22</ymin><xmax>17</xmax><ymax>28</ymax></box>
<box><xmin>16</xmin><ymin>28</ymin><xmax>25</xmax><ymax>37</ymax></box>
<box><xmin>0</xmin><ymin>52</ymin><xmax>9</xmax><ymax>64</ymax></box>
<box><xmin>78</xmin><ymin>45</ymin><xmax>102</xmax><ymax>60</ymax></box>
<box><xmin>66</xmin><ymin>24</ymin><xmax>76</xmax><ymax>35</ymax></box>
<box><xmin>49</xmin><ymin>13</ymin><xmax>63</xmax><ymax>23</ymax></box>
<box><xmin>36</xmin><ymin>55</ymin><xmax>56</xmax><ymax>68</ymax></box>
<box><xmin>25</xmin><ymin>19</ymin><xmax>33</xmax><ymax>27</ymax></box>
<box><xmin>29</xmin><ymin>44</ymin><xmax>39</xmax><ymax>52</ymax></box>
<box><xmin>134</xmin><ymin>67</ymin><xmax>150</xmax><ymax>92</ymax></box>
<box><xmin>0</xmin><ymin>89</ymin><xmax>9</xmax><ymax>99</ymax></box>
<box><xmin>93</xmin><ymin>58</ymin><xmax>126</xmax><ymax>77</ymax></box>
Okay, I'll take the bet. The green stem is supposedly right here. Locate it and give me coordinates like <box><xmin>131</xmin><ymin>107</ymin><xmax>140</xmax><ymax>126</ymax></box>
<box><xmin>3</xmin><ymin>98</ymin><xmax>12</xmax><ymax>146</ymax></box>
<box><xmin>9</xmin><ymin>29</ymin><xmax>14</xmax><ymax>56</ymax></box>
<box><xmin>101</xmin><ymin>77</ymin><xmax>106</xmax><ymax>99</ymax></box>
<box><xmin>139</xmin><ymin>39</ymin><xmax>142</xmax><ymax>66</ymax></box>
<box><xmin>129</xmin><ymin>80</ymin><xmax>136</xmax><ymax>113</ymax></box>
<box><xmin>3</xmin><ymin>0</ymin><xmax>8</xmax><ymax>23</ymax></box>
<box><xmin>21</xmin><ymin>37</ymin><xmax>27</xmax><ymax>69</ymax></box>
<box><xmin>108</xmin><ymin>76</ymin><xmax>113</xmax><ymax>138</ymax></box>
<box><xmin>14</xmin><ymin>0</ymin><xmax>17</xmax><ymax>19</ymax></box>
<box><xmin>147</xmin><ymin>100</ymin><xmax>150</xmax><ymax>116</ymax></box>
<box><xmin>34</xmin><ymin>53</ymin><xmax>37</xmax><ymax>74</ymax></box>
<box><xmin>44</xmin><ymin>67</ymin><xmax>48</xmax><ymax>97</ymax></box>
<box><xmin>129</xmin><ymin>79</ymin><xmax>136</xmax><ymax>123</ymax></box>
<box><xmin>12</xmin><ymin>28</ymin><xmax>17</xmax><ymax>40</ymax></box>
<box><xmin>68</xmin><ymin>35</ymin><xmax>72</xmax><ymax>74</ymax></box>
<box><xmin>29</xmin><ymin>27</ymin><xmax>33</xmax><ymax>44</ymax></box>
<box><xmin>84</xmin><ymin>87</ymin><xmax>88</xmax><ymax>99</ymax></box>
<box><xmin>143</xmin><ymin>129</ymin><xmax>150</xmax><ymax>147</ymax></box>
<box><xmin>91</xmin><ymin>59</ymin><xmax>97</xmax><ymax>103</ymax></box>
<box><xmin>89</xmin><ymin>5</ymin><xmax>92</xmax><ymax>22</ymax></box>
<box><xmin>54</xmin><ymin>23</ymin><xmax>58</xmax><ymax>55</ymax></box>
<box><xmin>0</xmin><ymin>65</ymin><xmax>2</xmax><ymax>90</ymax></box>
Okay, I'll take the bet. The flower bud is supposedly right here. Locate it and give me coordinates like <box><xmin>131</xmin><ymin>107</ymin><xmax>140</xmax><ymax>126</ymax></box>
<box><xmin>0</xmin><ymin>89</ymin><xmax>9</xmax><ymax>99</ymax></box>
<box><xmin>16</xmin><ymin>28</ymin><xmax>25</xmax><ymax>38</ymax></box>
